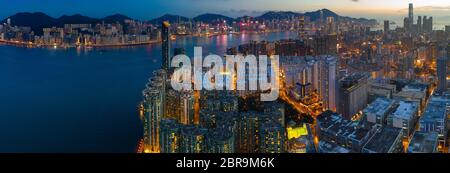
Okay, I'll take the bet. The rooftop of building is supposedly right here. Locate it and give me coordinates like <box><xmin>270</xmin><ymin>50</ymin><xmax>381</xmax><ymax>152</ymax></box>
<box><xmin>363</xmin><ymin>126</ymin><xmax>402</xmax><ymax>153</ymax></box>
<box><xmin>407</xmin><ymin>131</ymin><xmax>438</xmax><ymax>153</ymax></box>
<box><xmin>421</xmin><ymin>100</ymin><xmax>448</xmax><ymax>122</ymax></box>
<box><xmin>317</xmin><ymin>110</ymin><xmax>343</xmax><ymax>130</ymax></box>
<box><xmin>368</xmin><ymin>81</ymin><xmax>397</xmax><ymax>91</ymax></box>
<box><xmin>318</xmin><ymin>141</ymin><xmax>350</xmax><ymax>153</ymax></box>
<box><xmin>369</xmin><ymin>88</ymin><xmax>392</xmax><ymax>96</ymax></box>
<box><xmin>402</xmin><ymin>83</ymin><xmax>428</xmax><ymax>92</ymax></box>
<box><xmin>393</xmin><ymin>90</ymin><xmax>425</xmax><ymax>100</ymax></box>
<box><xmin>346</xmin><ymin>122</ymin><xmax>376</xmax><ymax>142</ymax></box>
<box><xmin>317</xmin><ymin>111</ymin><xmax>375</xmax><ymax>142</ymax></box>
<box><xmin>160</xmin><ymin>118</ymin><xmax>180</xmax><ymax>130</ymax></box>
<box><xmin>363</xmin><ymin>97</ymin><xmax>395</xmax><ymax>116</ymax></box>
<box><xmin>181</xmin><ymin>125</ymin><xmax>208</xmax><ymax>136</ymax></box>
<box><xmin>340</xmin><ymin>72</ymin><xmax>370</xmax><ymax>90</ymax></box>
<box><xmin>430</xmin><ymin>92</ymin><xmax>450</xmax><ymax>102</ymax></box>
<box><xmin>261</xmin><ymin>120</ymin><xmax>285</xmax><ymax>132</ymax></box>
<box><xmin>392</xmin><ymin>101</ymin><xmax>418</xmax><ymax>120</ymax></box>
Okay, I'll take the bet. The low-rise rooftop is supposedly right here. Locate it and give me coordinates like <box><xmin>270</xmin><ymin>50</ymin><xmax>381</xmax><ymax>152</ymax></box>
<box><xmin>363</xmin><ymin>126</ymin><xmax>402</xmax><ymax>153</ymax></box>
<box><xmin>407</xmin><ymin>132</ymin><xmax>439</xmax><ymax>153</ymax></box>
<box><xmin>392</xmin><ymin>101</ymin><xmax>418</xmax><ymax>120</ymax></box>
<box><xmin>364</xmin><ymin>97</ymin><xmax>395</xmax><ymax>117</ymax></box>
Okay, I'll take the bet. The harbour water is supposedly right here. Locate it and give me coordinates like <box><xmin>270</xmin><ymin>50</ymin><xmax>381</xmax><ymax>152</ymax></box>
<box><xmin>0</xmin><ymin>32</ymin><xmax>298</xmax><ymax>153</ymax></box>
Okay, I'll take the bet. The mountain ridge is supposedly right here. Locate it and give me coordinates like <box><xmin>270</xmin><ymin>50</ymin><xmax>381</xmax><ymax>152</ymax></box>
<box><xmin>2</xmin><ymin>9</ymin><xmax>377</xmax><ymax>34</ymax></box>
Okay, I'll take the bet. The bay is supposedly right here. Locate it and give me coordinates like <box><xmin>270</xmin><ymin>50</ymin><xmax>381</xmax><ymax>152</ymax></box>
<box><xmin>0</xmin><ymin>32</ymin><xmax>298</xmax><ymax>153</ymax></box>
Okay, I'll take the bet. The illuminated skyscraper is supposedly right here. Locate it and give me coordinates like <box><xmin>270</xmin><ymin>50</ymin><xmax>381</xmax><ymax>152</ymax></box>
<box><xmin>404</xmin><ymin>3</ymin><xmax>415</xmax><ymax>32</ymax></box>
<box><xmin>180</xmin><ymin>91</ymin><xmax>195</xmax><ymax>125</ymax></box>
<box><xmin>408</xmin><ymin>3</ymin><xmax>414</xmax><ymax>26</ymax></box>
<box><xmin>326</xmin><ymin>17</ymin><xmax>336</xmax><ymax>35</ymax></box>
<box><xmin>319</xmin><ymin>56</ymin><xmax>337</xmax><ymax>111</ymax></box>
<box><xmin>259</xmin><ymin>120</ymin><xmax>285</xmax><ymax>153</ymax></box>
<box><xmin>206</xmin><ymin>128</ymin><xmax>235</xmax><ymax>153</ymax></box>
<box><xmin>162</xmin><ymin>21</ymin><xmax>171</xmax><ymax>70</ymax></box>
<box><xmin>200</xmin><ymin>90</ymin><xmax>239</xmax><ymax>113</ymax></box>
<box><xmin>298</xmin><ymin>16</ymin><xmax>306</xmax><ymax>41</ymax></box>
<box><xmin>319</xmin><ymin>9</ymin><xmax>324</xmax><ymax>26</ymax></box>
<box><xmin>263</xmin><ymin>101</ymin><xmax>285</xmax><ymax>127</ymax></box>
<box><xmin>165</xmin><ymin>90</ymin><xmax>195</xmax><ymax>125</ymax></box>
<box><xmin>179</xmin><ymin>125</ymin><xmax>208</xmax><ymax>153</ymax></box>
<box><xmin>142</xmin><ymin>69</ymin><xmax>167</xmax><ymax>153</ymax></box>
<box><xmin>236</xmin><ymin>111</ymin><xmax>267</xmax><ymax>153</ymax></box>
<box><xmin>159</xmin><ymin>118</ymin><xmax>181</xmax><ymax>153</ymax></box>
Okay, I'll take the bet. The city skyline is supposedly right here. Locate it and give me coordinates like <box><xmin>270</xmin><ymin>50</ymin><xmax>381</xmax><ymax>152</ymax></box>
<box><xmin>1</xmin><ymin>0</ymin><xmax>449</xmax><ymax>155</ymax></box>
<box><xmin>1</xmin><ymin>0</ymin><xmax>450</xmax><ymax>21</ymax></box>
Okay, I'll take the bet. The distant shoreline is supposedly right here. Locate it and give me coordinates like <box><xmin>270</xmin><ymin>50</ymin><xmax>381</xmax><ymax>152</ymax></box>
<box><xmin>0</xmin><ymin>30</ymin><xmax>292</xmax><ymax>49</ymax></box>
<box><xmin>0</xmin><ymin>39</ymin><xmax>161</xmax><ymax>49</ymax></box>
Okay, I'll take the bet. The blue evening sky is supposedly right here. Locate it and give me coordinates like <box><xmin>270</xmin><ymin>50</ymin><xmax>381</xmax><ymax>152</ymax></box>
<box><xmin>1</xmin><ymin>0</ymin><xmax>449</xmax><ymax>20</ymax></box>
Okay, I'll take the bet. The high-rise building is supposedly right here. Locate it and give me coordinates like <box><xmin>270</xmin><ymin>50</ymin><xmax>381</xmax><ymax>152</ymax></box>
<box><xmin>6</xmin><ymin>18</ymin><xmax>11</xmax><ymax>26</ymax></box>
<box><xmin>298</xmin><ymin>16</ymin><xmax>306</xmax><ymax>41</ymax></box>
<box><xmin>179</xmin><ymin>125</ymin><xmax>208</xmax><ymax>153</ymax></box>
<box><xmin>166</xmin><ymin>90</ymin><xmax>195</xmax><ymax>125</ymax></box>
<box><xmin>142</xmin><ymin>69</ymin><xmax>167</xmax><ymax>153</ymax></box>
<box><xmin>403</xmin><ymin>17</ymin><xmax>411</xmax><ymax>32</ymax></box>
<box><xmin>319</xmin><ymin>56</ymin><xmax>337</xmax><ymax>111</ymax></box>
<box><xmin>180</xmin><ymin>91</ymin><xmax>195</xmax><ymax>125</ymax></box>
<box><xmin>403</xmin><ymin>3</ymin><xmax>414</xmax><ymax>32</ymax></box>
<box><xmin>263</xmin><ymin>101</ymin><xmax>285</xmax><ymax>127</ymax></box>
<box><xmin>259</xmin><ymin>120</ymin><xmax>285</xmax><ymax>153</ymax></box>
<box><xmin>159</xmin><ymin>118</ymin><xmax>181</xmax><ymax>153</ymax></box>
<box><xmin>200</xmin><ymin>90</ymin><xmax>239</xmax><ymax>113</ymax></box>
<box><xmin>326</xmin><ymin>17</ymin><xmax>336</xmax><ymax>35</ymax></box>
<box><xmin>417</xmin><ymin>16</ymin><xmax>422</xmax><ymax>33</ymax></box>
<box><xmin>337</xmin><ymin>73</ymin><xmax>370</xmax><ymax>119</ymax></box>
<box><xmin>235</xmin><ymin>111</ymin><xmax>269</xmax><ymax>153</ymax></box>
<box><xmin>422</xmin><ymin>16</ymin><xmax>433</xmax><ymax>33</ymax></box>
<box><xmin>408</xmin><ymin>3</ymin><xmax>414</xmax><ymax>20</ymax></box>
<box><xmin>319</xmin><ymin>9</ymin><xmax>324</xmax><ymax>26</ymax></box>
<box><xmin>437</xmin><ymin>55</ymin><xmax>447</xmax><ymax>93</ymax></box>
<box><xmin>162</xmin><ymin>21</ymin><xmax>171</xmax><ymax>70</ymax></box>
<box><xmin>447</xmin><ymin>42</ymin><xmax>450</xmax><ymax>69</ymax></box>
<box><xmin>408</xmin><ymin>3</ymin><xmax>414</xmax><ymax>25</ymax></box>
<box><xmin>313</xmin><ymin>34</ymin><xmax>337</xmax><ymax>55</ymax></box>
<box><xmin>206</xmin><ymin>128</ymin><xmax>235</xmax><ymax>153</ymax></box>
<box><xmin>384</xmin><ymin>20</ymin><xmax>390</xmax><ymax>33</ymax></box>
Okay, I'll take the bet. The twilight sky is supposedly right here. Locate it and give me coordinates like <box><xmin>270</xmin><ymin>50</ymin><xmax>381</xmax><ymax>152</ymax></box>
<box><xmin>1</xmin><ymin>0</ymin><xmax>450</xmax><ymax>20</ymax></box>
